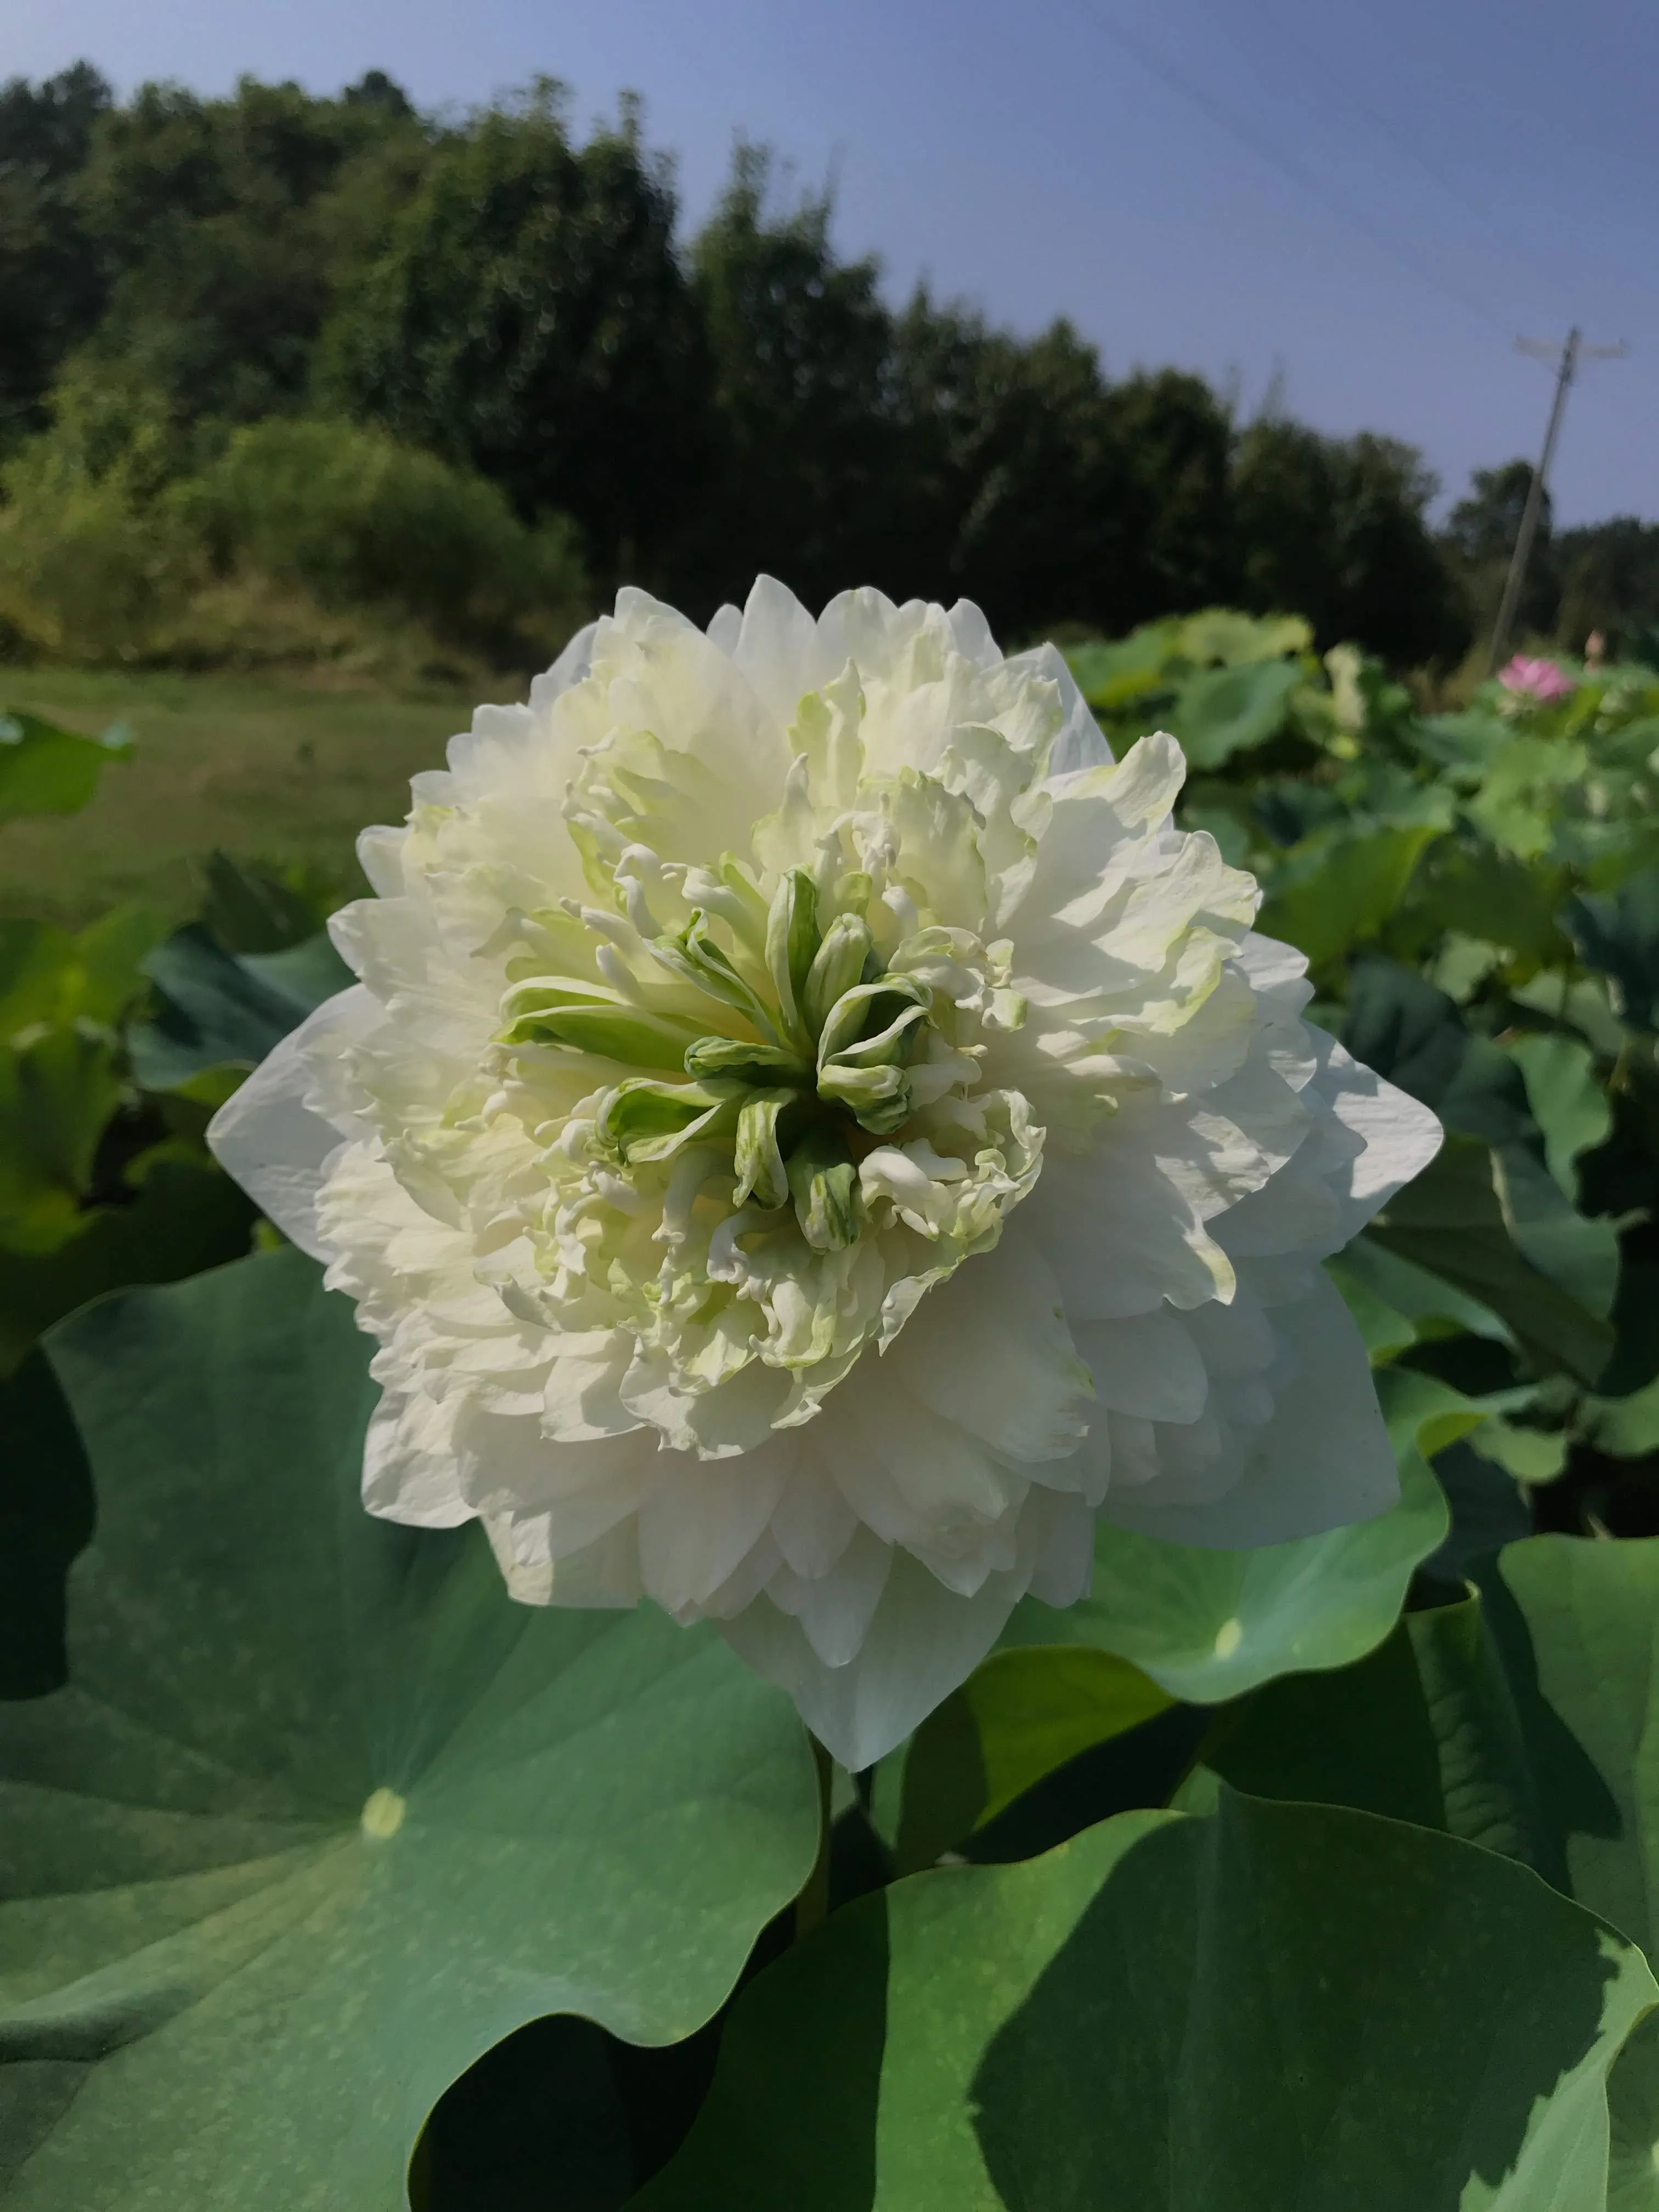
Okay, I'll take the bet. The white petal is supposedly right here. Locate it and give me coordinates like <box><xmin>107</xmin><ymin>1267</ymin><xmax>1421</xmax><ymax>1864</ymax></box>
<box><xmin>1311</xmin><ymin>1032</ymin><xmax>1444</xmax><ymax>1235</ymax></box>
<box><xmin>1235</xmin><ymin>929</ymin><xmax>1312</xmax><ymax>1007</ymax></box>
<box><xmin>722</xmin><ymin>1547</ymin><xmax>1024</xmax><ymax>1770</ymax></box>
<box><xmin>1022</xmin><ymin>1485</ymin><xmax>1096</xmax><ymax>1606</ymax></box>
<box><xmin>360</xmin><ymin>1387</ymin><xmax>474</xmax><ymax>1527</ymax></box>
<box><xmin>1005</xmin><ymin>639</ymin><xmax>1110</xmax><ymax>774</ymax></box>
<box><xmin>527</xmin><ymin>618</ymin><xmax>600</xmax><ymax>712</ymax></box>
<box><xmin>541</xmin><ymin>1333</ymin><xmax>645</xmax><ymax>1442</ymax></box>
<box><xmin>946</xmin><ymin>598</ymin><xmax>1002</xmax><ymax>667</ymax></box>
<box><xmin>1074</xmin><ymin>1309</ymin><xmax>1209</xmax><ymax>1424</ymax></box>
<box><xmin>882</xmin><ymin>1224</ymin><xmax>1092</xmax><ymax>1465</ymax></box>
<box><xmin>1098</xmin><ymin>1271</ymin><xmax>1397</xmax><ymax>1547</ymax></box>
<box><xmin>827</xmin><ymin>1357</ymin><xmax>1025</xmax><ymax>1571</ymax></box>
<box><xmin>484</xmin><ymin>1508</ymin><xmax>644</xmax><ymax>1608</ymax></box>
<box><xmin>769</xmin><ymin>1453</ymin><xmax>860</xmax><ymax>1579</ymax></box>
<box><xmin>731</xmin><ymin>573</ymin><xmax>832</xmax><ymax>730</ymax></box>
<box><xmin>1018</xmin><ymin>1131</ymin><xmax>1233</xmax><ymax>1321</ymax></box>
<box><xmin>763</xmin><ymin>1523</ymin><xmax>894</xmax><ymax>1667</ymax></box>
<box><xmin>706</xmin><ymin>602</ymin><xmax>743</xmax><ymax>652</ymax></box>
<box><xmin>205</xmin><ymin>985</ymin><xmax>377</xmax><ymax>1260</ymax></box>
<box><xmin>635</xmin><ymin>1438</ymin><xmax>794</xmax><ymax>1616</ymax></box>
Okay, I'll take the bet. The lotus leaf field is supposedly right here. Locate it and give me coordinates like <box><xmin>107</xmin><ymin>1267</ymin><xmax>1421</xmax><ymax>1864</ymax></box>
<box><xmin>8</xmin><ymin>611</ymin><xmax>1659</xmax><ymax>2207</ymax></box>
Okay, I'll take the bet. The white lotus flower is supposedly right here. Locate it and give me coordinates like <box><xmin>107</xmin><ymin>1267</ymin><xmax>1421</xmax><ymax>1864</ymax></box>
<box><xmin>210</xmin><ymin>579</ymin><xmax>1440</xmax><ymax>1770</ymax></box>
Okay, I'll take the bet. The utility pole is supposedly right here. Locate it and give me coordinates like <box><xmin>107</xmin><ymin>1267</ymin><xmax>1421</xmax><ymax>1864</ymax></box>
<box><xmin>1488</xmin><ymin>328</ymin><xmax>1627</xmax><ymax>673</ymax></box>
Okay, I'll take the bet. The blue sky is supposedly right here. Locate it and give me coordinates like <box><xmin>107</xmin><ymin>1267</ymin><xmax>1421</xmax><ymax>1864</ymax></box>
<box><xmin>9</xmin><ymin>0</ymin><xmax>1655</xmax><ymax>524</ymax></box>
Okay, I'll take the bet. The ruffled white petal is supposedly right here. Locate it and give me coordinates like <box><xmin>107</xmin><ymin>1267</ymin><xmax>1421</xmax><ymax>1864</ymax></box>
<box><xmin>205</xmin><ymin>985</ymin><xmax>377</xmax><ymax>1259</ymax></box>
<box><xmin>1097</xmin><ymin>1270</ymin><xmax>1398</xmax><ymax>1546</ymax></box>
<box><xmin>881</xmin><ymin>1226</ymin><xmax>1092</xmax><ymax>1464</ymax></box>
<box><xmin>361</xmin><ymin>1387</ymin><xmax>472</xmax><ymax>1526</ymax></box>
<box><xmin>721</xmin><ymin>1545</ymin><xmax>1027</xmax><ymax>1771</ymax></box>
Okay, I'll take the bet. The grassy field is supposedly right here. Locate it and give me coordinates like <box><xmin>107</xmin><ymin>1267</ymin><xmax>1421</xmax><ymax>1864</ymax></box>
<box><xmin>1</xmin><ymin>667</ymin><xmax>489</xmax><ymax>929</ymax></box>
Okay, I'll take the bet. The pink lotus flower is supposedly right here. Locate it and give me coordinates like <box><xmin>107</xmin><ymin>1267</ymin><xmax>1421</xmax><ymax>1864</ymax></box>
<box><xmin>1499</xmin><ymin>654</ymin><xmax>1576</xmax><ymax>702</ymax></box>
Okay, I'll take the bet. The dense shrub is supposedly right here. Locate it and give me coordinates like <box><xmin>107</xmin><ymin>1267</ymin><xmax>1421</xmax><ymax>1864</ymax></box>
<box><xmin>0</xmin><ymin>371</ymin><xmax>202</xmax><ymax>658</ymax></box>
<box><xmin>186</xmin><ymin>416</ymin><xmax>588</xmax><ymax>654</ymax></box>
<box><xmin>0</xmin><ymin>390</ymin><xmax>589</xmax><ymax>671</ymax></box>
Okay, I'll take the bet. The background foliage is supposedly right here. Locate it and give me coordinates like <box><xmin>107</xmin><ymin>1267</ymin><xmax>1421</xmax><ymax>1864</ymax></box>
<box><xmin>8</xmin><ymin>63</ymin><xmax>1657</xmax><ymax>681</ymax></box>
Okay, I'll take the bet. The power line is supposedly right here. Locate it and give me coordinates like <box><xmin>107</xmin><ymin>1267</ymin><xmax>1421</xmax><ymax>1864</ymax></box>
<box><xmin>1058</xmin><ymin>0</ymin><xmax>1519</xmax><ymax>345</ymax></box>
<box><xmin>1220</xmin><ymin>0</ymin><xmax>1585</xmax><ymax>307</ymax></box>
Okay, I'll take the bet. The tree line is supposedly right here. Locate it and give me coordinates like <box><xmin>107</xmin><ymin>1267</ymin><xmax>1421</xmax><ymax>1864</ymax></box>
<box><xmin>2</xmin><ymin>63</ymin><xmax>1654</xmax><ymax>668</ymax></box>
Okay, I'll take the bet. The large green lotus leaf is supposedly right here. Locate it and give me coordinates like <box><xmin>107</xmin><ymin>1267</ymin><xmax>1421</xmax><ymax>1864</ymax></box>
<box><xmin>0</xmin><ymin>710</ymin><xmax>132</xmax><ymax>824</ymax></box>
<box><xmin>998</xmin><ymin>1362</ymin><xmax>1450</xmax><ymax>1702</ymax></box>
<box><xmin>0</xmin><ymin>1249</ymin><xmax>819</xmax><ymax>2210</ymax></box>
<box><xmin>1339</xmin><ymin>960</ymin><xmax>1621</xmax><ymax>1329</ymax></box>
<box><xmin>1194</xmin><ymin>1538</ymin><xmax>1659</xmax><ymax>2207</ymax></box>
<box><xmin>1370</xmin><ymin>1134</ymin><xmax>1613</xmax><ymax>1383</ymax></box>
<box><xmin>0</xmin><ymin>912</ymin><xmax>161</xmax><ymax>1039</ymax></box>
<box><xmin>1512</xmin><ymin>967</ymin><xmax>1630</xmax><ymax>1058</ymax></box>
<box><xmin>195</xmin><ymin>850</ymin><xmax>336</xmax><ymax>957</ymax></box>
<box><xmin>1408</xmin><ymin>708</ymin><xmax>1511</xmax><ymax>780</ymax></box>
<box><xmin>1580</xmin><ymin>1370</ymin><xmax>1659</xmax><ymax>1461</ymax></box>
<box><xmin>636</xmin><ymin>1790</ymin><xmax>1656</xmax><ymax>2212</ymax></box>
<box><xmin>873</xmin><ymin>1646</ymin><xmax>1173</xmax><ymax>1874</ymax></box>
<box><xmin>1170</xmin><ymin>657</ymin><xmax>1301</xmax><ymax>769</ymax></box>
<box><xmin>1328</xmin><ymin>1234</ymin><xmax>1516</xmax><ymax>1363</ymax></box>
<box><xmin>0</xmin><ymin>1153</ymin><xmax>255</xmax><ymax>1378</ymax></box>
<box><xmin>1589</xmin><ymin>1257</ymin><xmax>1659</xmax><ymax>1404</ymax></box>
<box><xmin>1176</xmin><ymin>607</ymin><xmax>1311</xmax><ymax>667</ymax></box>
<box><xmin>1508</xmin><ymin>1032</ymin><xmax>1613</xmax><ymax>1203</ymax></box>
<box><xmin>1567</xmin><ymin>870</ymin><xmax>1659</xmax><ymax>1032</ymax></box>
<box><xmin>0</xmin><ymin>1026</ymin><xmax>125</xmax><ymax>1255</ymax></box>
<box><xmin>1194</xmin><ymin>1595</ymin><xmax>1538</xmax><ymax>1864</ymax></box>
<box><xmin>1409</xmin><ymin>842</ymin><xmax>1574</xmax><ymax>969</ymax></box>
<box><xmin>0</xmin><ymin>1350</ymin><xmax>92</xmax><ymax>1701</ymax></box>
<box><xmin>1259</xmin><ymin>822</ymin><xmax>1440</xmax><ymax>970</ymax></box>
<box><xmin>1469</xmin><ymin>735</ymin><xmax>1589</xmax><ymax>862</ymax></box>
<box><xmin>0</xmin><ymin>911</ymin><xmax>170</xmax><ymax>1261</ymax></box>
<box><xmin>127</xmin><ymin>922</ymin><xmax>352</xmax><ymax>1093</ymax></box>
<box><xmin>1341</xmin><ymin>957</ymin><xmax>1521</xmax><ymax>1127</ymax></box>
<box><xmin>1491</xmin><ymin>1538</ymin><xmax>1659</xmax><ymax>2207</ymax></box>
<box><xmin>1497</xmin><ymin>1146</ymin><xmax>1621</xmax><ymax>1323</ymax></box>
<box><xmin>1064</xmin><ymin>626</ymin><xmax>1177</xmax><ymax>713</ymax></box>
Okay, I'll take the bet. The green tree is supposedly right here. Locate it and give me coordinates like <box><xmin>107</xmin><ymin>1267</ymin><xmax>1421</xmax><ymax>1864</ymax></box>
<box><xmin>70</xmin><ymin>72</ymin><xmax>424</xmax><ymax>429</ymax></box>
<box><xmin>681</xmin><ymin>145</ymin><xmax>896</xmax><ymax>612</ymax></box>
<box><xmin>1446</xmin><ymin>458</ymin><xmax>1547</xmax><ymax>569</ymax></box>
<box><xmin>0</xmin><ymin>64</ymin><xmax>111</xmax><ymax>442</ymax></box>
<box><xmin>1234</xmin><ymin>420</ymin><xmax>1468</xmax><ymax>663</ymax></box>
<box><xmin>1104</xmin><ymin>366</ymin><xmax>1238</xmax><ymax>622</ymax></box>
<box><xmin>890</xmin><ymin>309</ymin><xmax>1235</xmax><ymax>641</ymax></box>
<box><xmin>1554</xmin><ymin>517</ymin><xmax>1659</xmax><ymax>657</ymax></box>
<box><xmin>890</xmin><ymin>307</ymin><xmax>1128</xmax><ymax>636</ymax></box>
<box><xmin>1444</xmin><ymin>458</ymin><xmax>1558</xmax><ymax>641</ymax></box>
<box><xmin>318</xmin><ymin>83</ymin><xmax>707</xmax><ymax>588</ymax></box>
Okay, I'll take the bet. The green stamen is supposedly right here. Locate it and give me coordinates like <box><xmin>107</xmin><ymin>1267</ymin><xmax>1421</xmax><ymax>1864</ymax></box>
<box><xmin>766</xmin><ymin>869</ymin><xmax>821</xmax><ymax>1054</ymax></box>
<box><xmin>650</xmin><ymin>911</ymin><xmax>781</xmax><ymax>1043</ymax></box>
<box><xmin>734</xmin><ymin>1088</ymin><xmax>808</xmax><ymax>1210</ymax></box>
<box><xmin>598</xmin><ymin>1078</ymin><xmax>742</xmax><ymax>1165</ymax></box>
<box><xmin>804</xmin><ymin>913</ymin><xmax>878</xmax><ymax>1040</ymax></box>
<box><xmin>683</xmin><ymin>1035</ymin><xmax>813</xmax><ymax>1084</ymax></box>
<box><xmin>786</xmin><ymin>1125</ymin><xmax>862</xmax><ymax>1250</ymax></box>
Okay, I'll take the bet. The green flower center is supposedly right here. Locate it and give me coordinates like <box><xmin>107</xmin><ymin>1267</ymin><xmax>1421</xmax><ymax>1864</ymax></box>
<box><xmin>494</xmin><ymin>868</ymin><xmax>937</xmax><ymax>1254</ymax></box>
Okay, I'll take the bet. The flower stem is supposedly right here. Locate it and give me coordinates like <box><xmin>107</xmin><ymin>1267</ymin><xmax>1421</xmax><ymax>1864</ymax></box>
<box><xmin>794</xmin><ymin>1732</ymin><xmax>834</xmax><ymax>1940</ymax></box>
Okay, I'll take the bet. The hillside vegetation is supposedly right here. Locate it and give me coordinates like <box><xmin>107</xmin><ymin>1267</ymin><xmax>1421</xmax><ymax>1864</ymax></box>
<box><xmin>7</xmin><ymin>65</ymin><xmax>1654</xmax><ymax>680</ymax></box>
